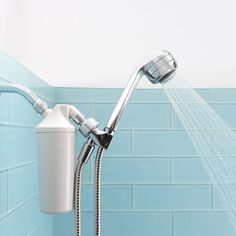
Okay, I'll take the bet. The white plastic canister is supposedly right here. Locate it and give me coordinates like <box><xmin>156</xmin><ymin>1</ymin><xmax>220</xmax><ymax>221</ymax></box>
<box><xmin>36</xmin><ymin>105</ymin><xmax>76</xmax><ymax>213</ymax></box>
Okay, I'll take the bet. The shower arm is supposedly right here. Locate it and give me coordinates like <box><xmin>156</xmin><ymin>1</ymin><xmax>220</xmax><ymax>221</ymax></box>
<box><xmin>0</xmin><ymin>84</ymin><xmax>51</xmax><ymax>117</ymax></box>
<box><xmin>0</xmin><ymin>82</ymin><xmax>111</xmax><ymax>149</ymax></box>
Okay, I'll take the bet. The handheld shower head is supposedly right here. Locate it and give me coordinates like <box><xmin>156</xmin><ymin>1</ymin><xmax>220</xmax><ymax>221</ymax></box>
<box><xmin>106</xmin><ymin>50</ymin><xmax>177</xmax><ymax>133</ymax></box>
<box><xmin>141</xmin><ymin>50</ymin><xmax>177</xmax><ymax>84</ymax></box>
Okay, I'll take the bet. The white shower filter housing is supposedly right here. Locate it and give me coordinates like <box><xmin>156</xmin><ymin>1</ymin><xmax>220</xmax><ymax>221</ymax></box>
<box><xmin>36</xmin><ymin>105</ymin><xmax>77</xmax><ymax>213</ymax></box>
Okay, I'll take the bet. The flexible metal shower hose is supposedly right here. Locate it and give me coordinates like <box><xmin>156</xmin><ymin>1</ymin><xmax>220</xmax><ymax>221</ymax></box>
<box><xmin>74</xmin><ymin>159</ymin><xmax>85</xmax><ymax>236</ymax></box>
<box><xmin>74</xmin><ymin>146</ymin><xmax>105</xmax><ymax>236</ymax></box>
<box><xmin>94</xmin><ymin>147</ymin><xmax>105</xmax><ymax>236</ymax></box>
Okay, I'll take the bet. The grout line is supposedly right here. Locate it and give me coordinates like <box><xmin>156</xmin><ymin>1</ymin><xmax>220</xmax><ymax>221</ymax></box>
<box><xmin>209</xmin><ymin>88</ymin><xmax>212</xmax><ymax>103</ymax></box>
<box><xmin>80</xmin><ymin>209</ymin><xmax>232</xmax><ymax>213</ymax></box>
<box><xmin>55</xmin><ymin>100</ymin><xmax>236</xmax><ymax>105</ymax></box>
<box><xmin>92</xmin><ymin>102</ymin><xmax>95</xmax><ymax>117</ymax></box>
<box><xmin>171</xmin><ymin>104</ymin><xmax>174</xmax><ymax>129</ymax></box>
<box><xmin>27</xmin><ymin>200</ymin><xmax>30</xmax><ymax>236</ymax></box>
<box><xmin>103</xmin><ymin>155</ymin><xmax>236</xmax><ymax>158</ymax></box>
<box><xmin>131</xmin><ymin>184</ymin><xmax>134</xmax><ymax>210</ymax></box>
<box><xmin>172</xmin><ymin>212</ymin><xmax>175</xmax><ymax>236</ymax></box>
<box><xmin>0</xmin><ymin>160</ymin><xmax>37</xmax><ymax>172</ymax></box>
<box><xmin>29</xmin><ymin>215</ymin><xmax>49</xmax><ymax>235</ymax></box>
<box><xmin>212</xmin><ymin>184</ymin><xmax>214</xmax><ymax>210</ymax></box>
<box><xmin>55</xmin><ymin>100</ymin><xmax>231</xmax><ymax>105</ymax></box>
<box><xmin>6</xmin><ymin>170</ymin><xmax>9</xmax><ymax>213</ymax></box>
<box><xmin>132</xmin><ymin>183</ymin><xmax>214</xmax><ymax>186</ymax></box>
<box><xmin>131</xmin><ymin>129</ymin><xmax>135</xmax><ymax>157</ymax></box>
<box><xmin>0</xmin><ymin>122</ymin><xmax>35</xmax><ymax>129</ymax></box>
<box><xmin>56</xmin><ymin>101</ymin><xmax>174</xmax><ymax>104</ymax></box>
<box><xmin>88</xmin><ymin>128</ymin><xmax>236</xmax><ymax>131</ymax></box>
<box><xmin>170</xmin><ymin>157</ymin><xmax>173</xmax><ymax>184</ymax></box>
<box><xmin>7</xmin><ymin>94</ymin><xmax>10</xmax><ymax>124</ymax></box>
<box><xmin>0</xmin><ymin>193</ymin><xmax>37</xmax><ymax>220</ymax></box>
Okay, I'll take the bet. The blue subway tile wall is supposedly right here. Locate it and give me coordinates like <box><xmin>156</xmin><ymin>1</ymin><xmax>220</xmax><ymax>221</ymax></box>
<box><xmin>0</xmin><ymin>51</ymin><xmax>54</xmax><ymax>236</ymax></box>
<box><xmin>1</xmin><ymin>51</ymin><xmax>236</xmax><ymax>236</ymax></box>
<box><xmin>54</xmin><ymin>87</ymin><xmax>236</xmax><ymax>236</ymax></box>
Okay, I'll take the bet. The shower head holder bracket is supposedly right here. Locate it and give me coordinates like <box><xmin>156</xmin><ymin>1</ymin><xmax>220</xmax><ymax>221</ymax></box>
<box><xmin>54</xmin><ymin>104</ymin><xmax>113</xmax><ymax>149</ymax></box>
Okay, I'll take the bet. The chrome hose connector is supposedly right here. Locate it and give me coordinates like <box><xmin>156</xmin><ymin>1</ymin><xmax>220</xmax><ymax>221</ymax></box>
<box><xmin>33</xmin><ymin>99</ymin><xmax>49</xmax><ymax>115</ymax></box>
<box><xmin>79</xmin><ymin>118</ymin><xmax>99</xmax><ymax>137</ymax></box>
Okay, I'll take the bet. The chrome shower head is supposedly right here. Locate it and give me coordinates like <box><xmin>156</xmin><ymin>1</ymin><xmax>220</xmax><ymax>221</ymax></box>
<box><xmin>106</xmin><ymin>50</ymin><xmax>178</xmax><ymax>134</ymax></box>
<box><xmin>141</xmin><ymin>50</ymin><xmax>177</xmax><ymax>84</ymax></box>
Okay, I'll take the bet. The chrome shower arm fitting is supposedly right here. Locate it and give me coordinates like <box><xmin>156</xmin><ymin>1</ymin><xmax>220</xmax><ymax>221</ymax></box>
<box><xmin>69</xmin><ymin>105</ymin><xmax>99</xmax><ymax>137</ymax></box>
<box><xmin>0</xmin><ymin>84</ymin><xmax>51</xmax><ymax>116</ymax></box>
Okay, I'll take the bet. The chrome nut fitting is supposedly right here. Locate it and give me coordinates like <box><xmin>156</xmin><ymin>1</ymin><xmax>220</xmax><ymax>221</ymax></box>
<box><xmin>79</xmin><ymin>118</ymin><xmax>99</xmax><ymax>137</ymax></box>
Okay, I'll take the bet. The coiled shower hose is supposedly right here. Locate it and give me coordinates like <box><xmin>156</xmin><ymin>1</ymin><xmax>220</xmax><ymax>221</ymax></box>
<box><xmin>74</xmin><ymin>144</ymin><xmax>105</xmax><ymax>236</ymax></box>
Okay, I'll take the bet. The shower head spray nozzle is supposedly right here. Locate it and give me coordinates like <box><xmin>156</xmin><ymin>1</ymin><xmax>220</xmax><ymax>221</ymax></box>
<box><xmin>141</xmin><ymin>50</ymin><xmax>177</xmax><ymax>84</ymax></box>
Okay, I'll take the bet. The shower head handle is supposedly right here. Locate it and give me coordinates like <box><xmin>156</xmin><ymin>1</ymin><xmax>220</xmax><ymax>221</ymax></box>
<box><xmin>105</xmin><ymin>50</ymin><xmax>177</xmax><ymax>134</ymax></box>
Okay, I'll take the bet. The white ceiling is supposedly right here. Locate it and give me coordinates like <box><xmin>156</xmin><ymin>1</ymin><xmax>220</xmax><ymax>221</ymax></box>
<box><xmin>0</xmin><ymin>0</ymin><xmax>236</xmax><ymax>88</ymax></box>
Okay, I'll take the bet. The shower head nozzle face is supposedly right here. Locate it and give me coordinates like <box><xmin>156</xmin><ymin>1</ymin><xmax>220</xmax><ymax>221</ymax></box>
<box><xmin>141</xmin><ymin>50</ymin><xmax>177</xmax><ymax>84</ymax></box>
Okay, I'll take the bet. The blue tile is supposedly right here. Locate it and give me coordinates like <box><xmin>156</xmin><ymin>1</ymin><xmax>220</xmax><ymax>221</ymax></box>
<box><xmin>0</xmin><ymin>171</ymin><xmax>8</xmax><ymax>216</ymax></box>
<box><xmin>102</xmin><ymin>212</ymin><xmax>172</xmax><ymax>236</ymax></box>
<box><xmin>175</xmin><ymin>212</ymin><xmax>235</xmax><ymax>236</ymax></box>
<box><xmin>134</xmin><ymin>130</ymin><xmax>200</xmax><ymax>156</ymax></box>
<box><xmin>94</xmin><ymin>103</ymin><xmax>172</xmax><ymax>129</ymax></box>
<box><xmin>102</xmin><ymin>158</ymin><xmax>170</xmax><ymax>183</ymax></box>
<box><xmin>213</xmin><ymin>185</ymin><xmax>236</xmax><ymax>210</ymax></box>
<box><xmin>211</xmin><ymin>88</ymin><xmax>236</xmax><ymax>103</ymax></box>
<box><xmin>8</xmin><ymin>163</ymin><xmax>38</xmax><ymax>210</ymax></box>
<box><xmin>54</xmin><ymin>212</ymin><xmax>93</xmax><ymax>236</ymax></box>
<box><xmin>29</xmin><ymin>195</ymin><xmax>45</xmax><ymax>232</ymax></box>
<box><xmin>30</xmin><ymin>216</ymin><xmax>53</xmax><ymax>236</ymax></box>
<box><xmin>54</xmin><ymin>88</ymin><xmax>209</xmax><ymax>104</ymax></box>
<box><xmin>105</xmin><ymin>130</ymin><xmax>132</xmax><ymax>156</ymax></box>
<box><xmin>53</xmin><ymin>212</ymin><xmax>75</xmax><ymax>236</ymax></box>
<box><xmin>195</xmin><ymin>89</ymin><xmax>210</xmax><ymax>102</ymax></box>
<box><xmin>164</xmin><ymin>88</ymin><xmax>209</xmax><ymax>103</ymax></box>
<box><xmin>0</xmin><ymin>203</ymin><xmax>29</xmax><ymax>236</ymax></box>
<box><xmin>131</xmin><ymin>89</ymin><xmax>169</xmax><ymax>103</ymax></box>
<box><xmin>54</xmin><ymin>212</ymin><xmax>172</xmax><ymax>236</ymax></box>
<box><xmin>210</xmin><ymin>104</ymin><xmax>236</xmax><ymax>129</ymax></box>
<box><xmin>0</xmin><ymin>93</ymin><xmax>9</xmax><ymax>123</ymax></box>
<box><xmin>173</xmin><ymin>158</ymin><xmax>210</xmax><ymax>183</ymax></box>
<box><xmin>134</xmin><ymin>185</ymin><xmax>212</xmax><ymax>210</ymax></box>
<box><xmin>76</xmin><ymin>131</ymin><xmax>133</xmax><ymax>157</ymax></box>
<box><xmin>0</xmin><ymin>127</ymin><xmax>36</xmax><ymax>170</ymax></box>
<box><xmin>9</xmin><ymin>94</ymin><xmax>41</xmax><ymax>126</ymax></box>
<box><xmin>172</xmin><ymin>102</ymin><xmax>215</xmax><ymax>130</ymax></box>
<box><xmin>81</xmin><ymin>184</ymin><xmax>132</xmax><ymax>211</ymax></box>
<box><xmin>0</xmin><ymin>50</ymin><xmax>53</xmax><ymax>236</ymax></box>
<box><xmin>210</xmin><ymin>132</ymin><xmax>236</xmax><ymax>156</ymax></box>
<box><xmin>71</xmin><ymin>103</ymin><xmax>93</xmax><ymax>117</ymax></box>
<box><xmin>81</xmin><ymin>212</ymin><xmax>94</xmax><ymax>236</ymax></box>
<box><xmin>93</xmin><ymin>103</ymin><xmax>114</xmax><ymax>128</ymax></box>
<box><xmin>57</xmin><ymin>212</ymin><xmax>172</xmax><ymax>236</ymax></box>
<box><xmin>54</xmin><ymin>88</ymin><xmax>122</xmax><ymax>103</ymax></box>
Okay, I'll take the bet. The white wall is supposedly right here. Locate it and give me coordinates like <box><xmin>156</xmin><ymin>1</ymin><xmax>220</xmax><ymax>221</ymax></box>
<box><xmin>0</xmin><ymin>0</ymin><xmax>236</xmax><ymax>88</ymax></box>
